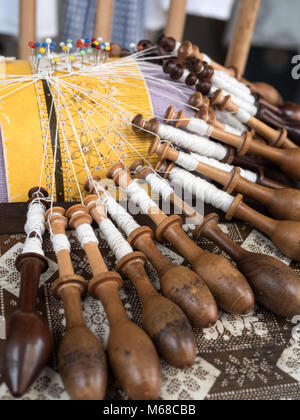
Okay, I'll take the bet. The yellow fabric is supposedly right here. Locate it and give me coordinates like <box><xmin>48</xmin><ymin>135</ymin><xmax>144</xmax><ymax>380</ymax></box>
<box><xmin>1</xmin><ymin>60</ymin><xmax>154</xmax><ymax>202</ymax></box>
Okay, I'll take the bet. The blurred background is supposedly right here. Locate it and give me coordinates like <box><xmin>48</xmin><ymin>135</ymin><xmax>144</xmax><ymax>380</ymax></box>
<box><xmin>0</xmin><ymin>0</ymin><xmax>299</xmax><ymax>102</ymax></box>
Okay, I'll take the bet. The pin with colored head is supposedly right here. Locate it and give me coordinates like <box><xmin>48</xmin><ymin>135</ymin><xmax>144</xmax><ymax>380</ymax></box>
<box><xmin>80</xmin><ymin>49</ymin><xmax>86</xmax><ymax>68</ymax></box>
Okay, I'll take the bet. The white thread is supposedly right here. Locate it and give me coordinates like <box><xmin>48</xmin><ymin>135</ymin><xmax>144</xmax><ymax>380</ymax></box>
<box><xmin>237</xmin><ymin>108</ymin><xmax>252</xmax><ymax>123</ymax></box>
<box><xmin>186</xmin><ymin>118</ymin><xmax>213</xmax><ymax>137</ymax></box>
<box><xmin>202</xmin><ymin>53</ymin><xmax>211</xmax><ymax>64</ymax></box>
<box><xmin>23</xmin><ymin>200</ymin><xmax>46</xmax><ymax>256</ymax></box>
<box><xmin>213</xmin><ymin>70</ymin><xmax>254</xmax><ymax>102</ymax></box>
<box><xmin>173</xmin><ymin>42</ymin><xmax>181</xmax><ymax>55</ymax></box>
<box><xmin>176</xmin><ymin>151</ymin><xmax>199</xmax><ymax>172</ymax></box>
<box><xmin>178</xmin><ymin>68</ymin><xmax>190</xmax><ymax>84</ymax></box>
<box><xmin>169</xmin><ymin>166</ymin><xmax>234</xmax><ymax>213</ymax></box>
<box><xmin>209</xmin><ymin>85</ymin><xmax>257</xmax><ymax>116</ymax></box>
<box><xmin>157</xmin><ymin>123</ymin><xmax>227</xmax><ymax>160</ymax></box>
<box><xmin>99</xmin><ymin>218</ymin><xmax>132</xmax><ymax>261</ymax></box>
<box><xmin>145</xmin><ymin>173</ymin><xmax>174</xmax><ymax>201</ymax></box>
<box><xmin>190</xmin><ymin>153</ymin><xmax>258</xmax><ymax>183</ymax></box>
<box><xmin>51</xmin><ymin>234</ymin><xmax>71</xmax><ymax>254</ymax></box>
<box><xmin>187</xmin><ymin>116</ymin><xmax>241</xmax><ymax>136</ymax></box>
<box><xmin>126</xmin><ymin>180</ymin><xmax>159</xmax><ymax>214</ymax></box>
<box><xmin>213</xmin><ymin>70</ymin><xmax>251</xmax><ymax>95</ymax></box>
<box><xmin>23</xmin><ymin>237</ymin><xmax>44</xmax><ymax>256</ymax></box>
<box><xmin>103</xmin><ymin>195</ymin><xmax>140</xmax><ymax>237</ymax></box>
<box><xmin>215</xmin><ymin>109</ymin><xmax>247</xmax><ymax>133</ymax></box>
<box><xmin>24</xmin><ymin>201</ymin><xmax>46</xmax><ymax>240</ymax></box>
<box><xmin>76</xmin><ymin>224</ymin><xmax>99</xmax><ymax>248</ymax></box>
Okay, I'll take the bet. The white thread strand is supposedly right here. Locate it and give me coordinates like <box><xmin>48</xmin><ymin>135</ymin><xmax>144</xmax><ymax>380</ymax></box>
<box><xmin>99</xmin><ymin>218</ymin><xmax>132</xmax><ymax>261</ymax></box>
<box><xmin>126</xmin><ymin>181</ymin><xmax>159</xmax><ymax>214</ymax></box>
<box><xmin>186</xmin><ymin>118</ymin><xmax>213</xmax><ymax>137</ymax></box>
<box><xmin>236</xmin><ymin>108</ymin><xmax>252</xmax><ymax>123</ymax></box>
<box><xmin>170</xmin><ymin>166</ymin><xmax>234</xmax><ymax>213</ymax></box>
<box><xmin>23</xmin><ymin>237</ymin><xmax>44</xmax><ymax>256</ymax></box>
<box><xmin>103</xmin><ymin>195</ymin><xmax>140</xmax><ymax>237</ymax></box>
<box><xmin>76</xmin><ymin>224</ymin><xmax>99</xmax><ymax>248</ymax></box>
<box><xmin>190</xmin><ymin>153</ymin><xmax>258</xmax><ymax>183</ymax></box>
<box><xmin>215</xmin><ymin>109</ymin><xmax>247</xmax><ymax>133</ymax></box>
<box><xmin>202</xmin><ymin>53</ymin><xmax>212</xmax><ymax>64</ymax></box>
<box><xmin>209</xmin><ymin>85</ymin><xmax>257</xmax><ymax>115</ymax></box>
<box><xmin>51</xmin><ymin>234</ymin><xmax>71</xmax><ymax>254</ymax></box>
<box><xmin>187</xmin><ymin>117</ymin><xmax>241</xmax><ymax>136</ymax></box>
<box><xmin>145</xmin><ymin>173</ymin><xmax>174</xmax><ymax>201</ymax></box>
<box><xmin>176</xmin><ymin>151</ymin><xmax>199</xmax><ymax>172</ymax></box>
<box><xmin>157</xmin><ymin>123</ymin><xmax>227</xmax><ymax>160</ymax></box>
<box><xmin>178</xmin><ymin>69</ymin><xmax>190</xmax><ymax>84</ymax></box>
<box><xmin>23</xmin><ymin>200</ymin><xmax>46</xmax><ymax>256</ymax></box>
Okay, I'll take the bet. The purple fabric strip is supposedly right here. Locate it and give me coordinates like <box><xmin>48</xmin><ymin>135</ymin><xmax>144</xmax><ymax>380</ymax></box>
<box><xmin>0</xmin><ymin>126</ymin><xmax>8</xmax><ymax>203</ymax></box>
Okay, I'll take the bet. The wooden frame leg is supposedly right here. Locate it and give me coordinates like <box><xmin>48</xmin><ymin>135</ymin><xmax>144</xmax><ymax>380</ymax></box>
<box><xmin>94</xmin><ymin>0</ymin><xmax>115</xmax><ymax>41</ymax></box>
<box><xmin>225</xmin><ymin>0</ymin><xmax>261</xmax><ymax>78</ymax></box>
<box><xmin>165</xmin><ymin>0</ymin><xmax>187</xmax><ymax>42</ymax></box>
<box><xmin>19</xmin><ymin>0</ymin><xmax>36</xmax><ymax>60</ymax></box>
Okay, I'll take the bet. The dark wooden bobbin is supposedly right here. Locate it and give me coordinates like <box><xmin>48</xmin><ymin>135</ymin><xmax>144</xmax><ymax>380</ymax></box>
<box><xmin>84</xmin><ymin>193</ymin><xmax>197</xmax><ymax>369</ymax></box>
<box><xmin>108</xmin><ymin>163</ymin><xmax>255</xmax><ymax>317</ymax></box>
<box><xmin>194</xmin><ymin>214</ymin><xmax>300</xmax><ymax>318</ymax></box>
<box><xmin>2</xmin><ymin>187</ymin><xmax>52</xmax><ymax>398</ymax></box>
<box><xmin>69</xmin><ymin>201</ymin><xmax>161</xmax><ymax>400</ymax></box>
<box><xmin>45</xmin><ymin>207</ymin><xmax>107</xmax><ymax>400</ymax></box>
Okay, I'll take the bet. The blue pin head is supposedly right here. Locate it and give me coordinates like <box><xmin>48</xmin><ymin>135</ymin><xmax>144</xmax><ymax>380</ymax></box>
<box><xmin>35</xmin><ymin>42</ymin><xmax>40</xmax><ymax>47</ymax></box>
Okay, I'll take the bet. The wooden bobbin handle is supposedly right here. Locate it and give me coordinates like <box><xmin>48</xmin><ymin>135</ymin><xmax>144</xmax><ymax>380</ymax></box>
<box><xmin>195</xmin><ymin>214</ymin><xmax>300</xmax><ymax>318</ymax></box>
<box><xmin>45</xmin><ymin>207</ymin><xmax>107</xmax><ymax>400</ymax></box>
<box><xmin>116</xmin><ymin>251</ymin><xmax>197</xmax><ymax>368</ymax></box>
<box><xmin>3</xmin><ymin>186</ymin><xmax>52</xmax><ymax>398</ymax></box>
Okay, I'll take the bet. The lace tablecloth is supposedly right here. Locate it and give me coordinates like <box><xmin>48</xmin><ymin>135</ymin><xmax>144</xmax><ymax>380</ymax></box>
<box><xmin>0</xmin><ymin>209</ymin><xmax>299</xmax><ymax>401</ymax></box>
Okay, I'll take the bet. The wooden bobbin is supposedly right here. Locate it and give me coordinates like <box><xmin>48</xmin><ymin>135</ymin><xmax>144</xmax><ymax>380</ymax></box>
<box><xmin>45</xmin><ymin>207</ymin><xmax>107</xmax><ymax>401</ymax></box>
<box><xmin>151</xmin><ymin>140</ymin><xmax>300</xmax><ymax>222</ymax></box>
<box><xmin>2</xmin><ymin>187</ymin><xmax>52</xmax><ymax>398</ymax></box>
<box><xmin>225</xmin><ymin>194</ymin><xmax>300</xmax><ymax>261</ymax></box>
<box><xmin>84</xmin><ymin>194</ymin><xmax>197</xmax><ymax>369</ymax></box>
<box><xmin>107</xmin><ymin>163</ymin><xmax>255</xmax><ymax>316</ymax></box>
<box><xmin>194</xmin><ymin>214</ymin><xmax>300</xmax><ymax>318</ymax></box>
<box><xmin>67</xmin><ymin>203</ymin><xmax>161</xmax><ymax>400</ymax></box>
<box><xmin>156</xmin><ymin>159</ymin><xmax>300</xmax><ymax>260</ymax></box>
<box><xmin>163</xmin><ymin>107</ymin><xmax>300</xmax><ymax>181</ymax></box>
<box><xmin>132</xmin><ymin>113</ymin><xmax>236</xmax><ymax>165</ymax></box>
<box><xmin>211</xmin><ymin>89</ymin><xmax>297</xmax><ymax>149</ymax></box>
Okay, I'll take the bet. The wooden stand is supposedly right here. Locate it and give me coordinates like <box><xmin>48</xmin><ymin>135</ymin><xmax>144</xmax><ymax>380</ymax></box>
<box><xmin>2</xmin><ymin>187</ymin><xmax>52</xmax><ymax>397</ymax></box>
<box><xmin>67</xmin><ymin>204</ymin><xmax>161</xmax><ymax>400</ymax></box>
<box><xmin>94</xmin><ymin>0</ymin><xmax>115</xmax><ymax>41</ymax></box>
<box><xmin>107</xmin><ymin>163</ymin><xmax>255</xmax><ymax>316</ymax></box>
<box><xmin>165</xmin><ymin>0</ymin><xmax>187</xmax><ymax>42</ymax></box>
<box><xmin>84</xmin><ymin>195</ymin><xmax>197</xmax><ymax>369</ymax></box>
<box><xmin>151</xmin><ymin>139</ymin><xmax>300</xmax><ymax>222</ymax></box>
<box><xmin>195</xmin><ymin>214</ymin><xmax>300</xmax><ymax>318</ymax></box>
<box><xmin>225</xmin><ymin>0</ymin><xmax>261</xmax><ymax>78</ymax></box>
<box><xmin>45</xmin><ymin>207</ymin><xmax>107</xmax><ymax>400</ymax></box>
<box><xmin>19</xmin><ymin>0</ymin><xmax>36</xmax><ymax>60</ymax></box>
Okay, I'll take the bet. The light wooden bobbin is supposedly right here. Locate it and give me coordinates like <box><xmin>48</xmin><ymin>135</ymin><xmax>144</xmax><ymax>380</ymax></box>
<box><xmin>3</xmin><ymin>187</ymin><xmax>52</xmax><ymax>398</ymax></box>
<box><xmin>194</xmin><ymin>214</ymin><xmax>300</xmax><ymax>318</ymax></box>
<box><xmin>84</xmin><ymin>195</ymin><xmax>197</xmax><ymax>369</ymax></box>
<box><xmin>151</xmin><ymin>139</ymin><xmax>300</xmax><ymax>222</ymax></box>
<box><xmin>132</xmin><ymin>113</ymin><xmax>236</xmax><ymax>165</ymax></box>
<box><xmin>161</xmin><ymin>109</ymin><xmax>300</xmax><ymax>181</ymax></box>
<box><xmin>45</xmin><ymin>207</ymin><xmax>107</xmax><ymax>401</ymax></box>
<box><xmin>67</xmin><ymin>203</ymin><xmax>161</xmax><ymax>400</ymax></box>
<box><xmin>211</xmin><ymin>89</ymin><xmax>297</xmax><ymax>149</ymax></box>
<box><xmin>107</xmin><ymin>162</ymin><xmax>255</xmax><ymax>316</ymax></box>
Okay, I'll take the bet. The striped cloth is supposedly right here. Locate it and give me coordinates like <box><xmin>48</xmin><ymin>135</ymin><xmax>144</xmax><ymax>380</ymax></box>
<box><xmin>62</xmin><ymin>0</ymin><xmax>146</xmax><ymax>48</ymax></box>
